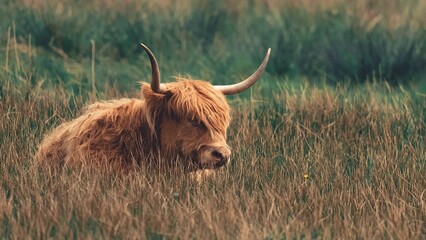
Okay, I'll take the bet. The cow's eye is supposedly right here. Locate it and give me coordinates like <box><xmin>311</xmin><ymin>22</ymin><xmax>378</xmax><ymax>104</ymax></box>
<box><xmin>188</xmin><ymin>118</ymin><xmax>201</xmax><ymax>127</ymax></box>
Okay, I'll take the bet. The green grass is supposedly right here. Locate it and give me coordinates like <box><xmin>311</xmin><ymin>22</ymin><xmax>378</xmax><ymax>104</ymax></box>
<box><xmin>1</xmin><ymin>0</ymin><xmax>426</xmax><ymax>239</ymax></box>
<box><xmin>1</xmin><ymin>0</ymin><xmax>426</xmax><ymax>92</ymax></box>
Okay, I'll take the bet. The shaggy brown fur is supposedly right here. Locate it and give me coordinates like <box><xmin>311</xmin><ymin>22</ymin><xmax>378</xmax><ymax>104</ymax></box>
<box><xmin>36</xmin><ymin>79</ymin><xmax>231</xmax><ymax>170</ymax></box>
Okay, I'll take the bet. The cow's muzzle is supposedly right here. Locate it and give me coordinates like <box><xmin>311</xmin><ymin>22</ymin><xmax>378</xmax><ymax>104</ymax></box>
<box><xmin>198</xmin><ymin>145</ymin><xmax>231</xmax><ymax>169</ymax></box>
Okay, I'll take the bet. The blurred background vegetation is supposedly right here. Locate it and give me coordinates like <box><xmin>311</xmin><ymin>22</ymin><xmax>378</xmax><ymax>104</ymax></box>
<box><xmin>1</xmin><ymin>0</ymin><xmax>426</xmax><ymax>95</ymax></box>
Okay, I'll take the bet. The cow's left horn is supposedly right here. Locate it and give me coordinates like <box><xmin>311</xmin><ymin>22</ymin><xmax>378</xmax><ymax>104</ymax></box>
<box><xmin>141</xmin><ymin>43</ymin><xmax>165</xmax><ymax>93</ymax></box>
<box><xmin>214</xmin><ymin>48</ymin><xmax>271</xmax><ymax>95</ymax></box>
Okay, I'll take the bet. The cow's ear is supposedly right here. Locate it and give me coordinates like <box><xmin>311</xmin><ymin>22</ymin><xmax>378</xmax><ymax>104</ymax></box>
<box><xmin>141</xmin><ymin>83</ymin><xmax>168</xmax><ymax>114</ymax></box>
<box><xmin>142</xmin><ymin>82</ymin><xmax>177</xmax><ymax>115</ymax></box>
<box><xmin>160</xmin><ymin>88</ymin><xmax>177</xmax><ymax>116</ymax></box>
<box><xmin>141</xmin><ymin>83</ymin><xmax>169</xmax><ymax>127</ymax></box>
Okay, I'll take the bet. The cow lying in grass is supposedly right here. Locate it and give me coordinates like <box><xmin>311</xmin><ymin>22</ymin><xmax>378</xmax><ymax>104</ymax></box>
<box><xmin>36</xmin><ymin>44</ymin><xmax>271</xmax><ymax>171</ymax></box>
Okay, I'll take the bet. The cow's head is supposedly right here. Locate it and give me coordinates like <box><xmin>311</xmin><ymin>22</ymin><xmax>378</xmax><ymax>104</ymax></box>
<box><xmin>140</xmin><ymin>44</ymin><xmax>270</xmax><ymax>170</ymax></box>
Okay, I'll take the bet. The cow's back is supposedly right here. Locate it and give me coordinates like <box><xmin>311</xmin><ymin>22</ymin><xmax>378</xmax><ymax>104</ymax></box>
<box><xmin>36</xmin><ymin>98</ymin><xmax>151</xmax><ymax>167</ymax></box>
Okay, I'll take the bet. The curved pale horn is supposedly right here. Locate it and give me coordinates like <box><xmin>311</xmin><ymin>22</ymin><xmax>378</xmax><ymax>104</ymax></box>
<box><xmin>140</xmin><ymin>43</ymin><xmax>165</xmax><ymax>93</ymax></box>
<box><xmin>214</xmin><ymin>48</ymin><xmax>271</xmax><ymax>95</ymax></box>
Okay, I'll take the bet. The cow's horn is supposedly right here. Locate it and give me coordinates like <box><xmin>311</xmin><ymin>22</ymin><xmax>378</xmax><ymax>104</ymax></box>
<box><xmin>141</xmin><ymin>43</ymin><xmax>165</xmax><ymax>93</ymax></box>
<box><xmin>214</xmin><ymin>48</ymin><xmax>271</xmax><ymax>95</ymax></box>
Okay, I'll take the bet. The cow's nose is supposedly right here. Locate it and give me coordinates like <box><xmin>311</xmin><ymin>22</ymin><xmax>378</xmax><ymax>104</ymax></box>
<box><xmin>211</xmin><ymin>147</ymin><xmax>231</xmax><ymax>163</ymax></box>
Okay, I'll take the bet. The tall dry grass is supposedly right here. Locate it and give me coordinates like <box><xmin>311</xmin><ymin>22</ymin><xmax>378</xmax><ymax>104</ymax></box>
<box><xmin>1</xmin><ymin>78</ymin><xmax>424</xmax><ymax>239</ymax></box>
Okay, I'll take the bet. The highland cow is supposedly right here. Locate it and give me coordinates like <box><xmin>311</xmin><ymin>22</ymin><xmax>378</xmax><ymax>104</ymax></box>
<box><xmin>36</xmin><ymin>44</ymin><xmax>271</xmax><ymax>170</ymax></box>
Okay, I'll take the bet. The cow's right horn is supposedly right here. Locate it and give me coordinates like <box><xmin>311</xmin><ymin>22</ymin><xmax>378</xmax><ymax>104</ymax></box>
<box><xmin>141</xmin><ymin>43</ymin><xmax>165</xmax><ymax>93</ymax></box>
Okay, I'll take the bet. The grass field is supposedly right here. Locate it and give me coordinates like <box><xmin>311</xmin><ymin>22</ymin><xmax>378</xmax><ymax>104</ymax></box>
<box><xmin>1</xmin><ymin>0</ymin><xmax>425</xmax><ymax>239</ymax></box>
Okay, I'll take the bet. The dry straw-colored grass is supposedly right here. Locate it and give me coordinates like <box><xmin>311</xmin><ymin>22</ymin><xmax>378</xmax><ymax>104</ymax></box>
<box><xmin>0</xmin><ymin>79</ymin><xmax>425</xmax><ymax>239</ymax></box>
